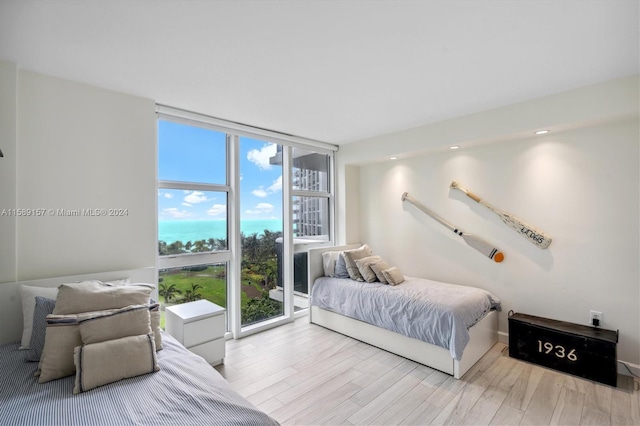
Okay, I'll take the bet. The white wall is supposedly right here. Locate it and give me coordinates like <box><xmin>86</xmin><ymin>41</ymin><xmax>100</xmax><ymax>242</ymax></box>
<box><xmin>336</xmin><ymin>76</ymin><xmax>640</xmax><ymax>367</ymax></box>
<box><xmin>0</xmin><ymin>64</ymin><xmax>157</xmax><ymax>281</ymax></box>
<box><xmin>0</xmin><ymin>60</ymin><xmax>17</xmax><ymax>282</ymax></box>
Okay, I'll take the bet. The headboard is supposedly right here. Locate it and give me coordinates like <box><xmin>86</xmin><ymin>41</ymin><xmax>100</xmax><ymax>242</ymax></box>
<box><xmin>307</xmin><ymin>244</ymin><xmax>361</xmax><ymax>289</ymax></box>
<box><xmin>0</xmin><ymin>267</ymin><xmax>156</xmax><ymax>345</ymax></box>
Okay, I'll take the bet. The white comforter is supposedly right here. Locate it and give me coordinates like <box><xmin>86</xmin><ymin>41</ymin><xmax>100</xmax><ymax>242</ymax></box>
<box><xmin>310</xmin><ymin>276</ymin><xmax>501</xmax><ymax>360</ymax></box>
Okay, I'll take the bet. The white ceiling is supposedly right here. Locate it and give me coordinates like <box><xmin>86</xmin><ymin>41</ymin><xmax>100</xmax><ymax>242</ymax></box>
<box><xmin>0</xmin><ymin>1</ymin><xmax>638</xmax><ymax>145</ymax></box>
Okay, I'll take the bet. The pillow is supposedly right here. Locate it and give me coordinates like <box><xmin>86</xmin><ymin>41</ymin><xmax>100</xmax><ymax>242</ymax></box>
<box><xmin>25</xmin><ymin>297</ymin><xmax>56</xmax><ymax>362</ymax></box>
<box><xmin>321</xmin><ymin>251</ymin><xmax>341</xmax><ymax>277</ymax></box>
<box><xmin>53</xmin><ymin>281</ymin><xmax>152</xmax><ymax>315</ymax></box>
<box><xmin>37</xmin><ymin>314</ymin><xmax>81</xmax><ymax>383</ymax></box>
<box><xmin>334</xmin><ymin>254</ymin><xmax>350</xmax><ymax>279</ymax></box>
<box><xmin>78</xmin><ymin>305</ymin><xmax>151</xmax><ymax>345</ymax></box>
<box><xmin>370</xmin><ymin>260</ymin><xmax>391</xmax><ymax>284</ymax></box>
<box><xmin>19</xmin><ymin>285</ymin><xmax>59</xmax><ymax>349</ymax></box>
<box><xmin>38</xmin><ymin>305</ymin><xmax>153</xmax><ymax>382</ymax></box>
<box><xmin>149</xmin><ymin>303</ymin><xmax>163</xmax><ymax>351</ymax></box>
<box><xmin>105</xmin><ymin>278</ymin><xmax>131</xmax><ymax>286</ymax></box>
<box><xmin>381</xmin><ymin>267</ymin><xmax>405</xmax><ymax>286</ymax></box>
<box><xmin>355</xmin><ymin>255</ymin><xmax>382</xmax><ymax>283</ymax></box>
<box><xmin>342</xmin><ymin>244</ymin><xmax>373</xmax><ymax>281</ymax></box>
<box><xmin>73</xmin><ymin>333</ymin><xmax>159</xmax><ymax>394</ymax></box>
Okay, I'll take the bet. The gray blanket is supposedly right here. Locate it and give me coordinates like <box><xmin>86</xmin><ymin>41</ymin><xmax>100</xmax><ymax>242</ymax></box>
<box><xmin>310</xmin><ymin>276</ymin><xmax>501</xmax><ymax>360</ymax></box>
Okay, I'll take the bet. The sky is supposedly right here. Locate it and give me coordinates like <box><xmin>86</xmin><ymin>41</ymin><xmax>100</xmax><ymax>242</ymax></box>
<box><xmin>157</xmin><ymin>120</ymin><xmax>283</xmax><ymax>222</ymax></box>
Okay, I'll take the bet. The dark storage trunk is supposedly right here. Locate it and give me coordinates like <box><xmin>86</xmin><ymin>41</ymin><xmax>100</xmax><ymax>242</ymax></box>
<box><xmin>508</xmin><ymin>312</ymin><xmax>618</xmax><ymax>387</ymax></box>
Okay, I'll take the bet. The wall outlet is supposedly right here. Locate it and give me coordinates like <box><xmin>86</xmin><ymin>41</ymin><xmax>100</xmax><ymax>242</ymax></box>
<box><xmin>589</xmin><ymin>310</ymin><xmax>602</xmax><ymax>327</ymax></box>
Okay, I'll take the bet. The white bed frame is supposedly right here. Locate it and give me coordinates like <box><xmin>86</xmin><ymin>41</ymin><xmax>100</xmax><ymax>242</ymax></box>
<box><xmin>307</xmin><ymin>245</ymin><xmax>498</xmax><ymax>379</ymax></box>
<box><xmin>0</xmin><ymin>267</ymin><xmax>157</xmax><ymax>346</ymax></box>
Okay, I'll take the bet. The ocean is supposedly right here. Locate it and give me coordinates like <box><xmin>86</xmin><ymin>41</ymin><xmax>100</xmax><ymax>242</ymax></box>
<box><xmin>159</xmin><ymin>219</ymin><xmax>283</xmax><ymax>244</ymax></box>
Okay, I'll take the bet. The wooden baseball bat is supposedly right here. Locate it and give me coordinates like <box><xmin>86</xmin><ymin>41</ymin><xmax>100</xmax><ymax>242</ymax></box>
<box><xmin>401</xmin><ymin>192</ymin><xmax>504</xmax><ymax>263</ymax></box>
<box><xmin>450</xmin><ymin>181</ymin><xmax>552</xmax><ymax>249</ymax></box>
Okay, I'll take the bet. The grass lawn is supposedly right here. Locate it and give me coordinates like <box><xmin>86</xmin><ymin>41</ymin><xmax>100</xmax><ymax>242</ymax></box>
<box><xmin>158</xmin><ymin>265</ymin><xmax>279</xmax><ymax>328</ymax></box>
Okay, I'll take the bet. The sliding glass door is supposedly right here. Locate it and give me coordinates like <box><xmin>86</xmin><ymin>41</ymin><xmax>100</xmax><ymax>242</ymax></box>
<box><xmin>238</xmin><ymin>137</ymin><xmax>285</xmax><ymax>327</ymax></box>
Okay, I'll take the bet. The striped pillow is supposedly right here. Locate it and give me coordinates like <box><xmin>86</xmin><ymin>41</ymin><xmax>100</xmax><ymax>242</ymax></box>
<box><xmin>25</xmin><ymin>297</ymin><xmax>56</xmax><ymax>362</ymax></box>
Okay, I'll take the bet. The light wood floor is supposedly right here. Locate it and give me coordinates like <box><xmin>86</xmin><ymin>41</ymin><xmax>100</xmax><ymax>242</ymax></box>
<box><xmin>215</xmin><ymin>318</ymin><xmax>639</xmax><ymax>425</ymax></box>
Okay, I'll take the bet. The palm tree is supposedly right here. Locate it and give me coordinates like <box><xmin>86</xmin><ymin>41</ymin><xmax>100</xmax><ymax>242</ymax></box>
<box><xmin>159</xmin><ymin>282</ymin><xmax>179</xmax><ymax>304</ymax></box>
<box><xmin>242</xmin><ymin>233</ymin><xmax>261</xmax><ymax>262</ymax></box>
<box><xmin>183</xmin><ymin>283</ymin><xmax>203</xmax><ymax>302</ymax></box>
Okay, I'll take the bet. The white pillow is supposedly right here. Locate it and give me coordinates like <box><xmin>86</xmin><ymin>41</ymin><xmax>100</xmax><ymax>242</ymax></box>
<box><xmin>19</xmin><ymin>285</ymin><xmax>58</xmax><ymax>350</ymax></box>
<box><xmin>321</xmin><ymin>251</ymin><xmax>342</xmax><ymax>277</ymax></box>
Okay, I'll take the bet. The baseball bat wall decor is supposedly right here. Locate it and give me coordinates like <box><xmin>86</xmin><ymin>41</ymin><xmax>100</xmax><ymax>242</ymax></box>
<box><xmin>401</xmin><ymin>192</ymin><xmax>504</xmax><ymax>263</ymax></box>
<box><xmin>450</xmin><ymin>181</ymin><xmax>552</xmax><ymax>249</ymax></box>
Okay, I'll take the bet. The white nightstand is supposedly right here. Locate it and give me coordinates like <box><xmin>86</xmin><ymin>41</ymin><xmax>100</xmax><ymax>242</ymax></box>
<box><xmin>165</xmin><ymin>299</ymin><xmax>226</xmax><ymax>366</ymax></box>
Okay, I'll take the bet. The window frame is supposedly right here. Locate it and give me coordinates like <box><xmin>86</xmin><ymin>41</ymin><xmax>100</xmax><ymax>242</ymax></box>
<box><xmin>156</xmin><ymin>105</ymin><xmax>337</xmax><ymax>338</ymax></box>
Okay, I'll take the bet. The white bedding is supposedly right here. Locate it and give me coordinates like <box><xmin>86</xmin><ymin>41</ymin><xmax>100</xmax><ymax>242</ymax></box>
<box><xmin>310</xmin><ymin>276</ymin><xmax>501</xmax><ymax>360</ymax></box>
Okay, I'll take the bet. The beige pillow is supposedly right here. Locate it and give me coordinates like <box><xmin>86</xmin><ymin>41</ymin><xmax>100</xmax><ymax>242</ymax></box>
<box><xmin>382</xmin><ymin>267</ymin><xmax>405</xmax><ymax>286</ymax></box>
<box><xmin>53</xmin><ymin>281</ymin><xmax>152</xmax><ymax>315</ymax></box>
<box><xmin>370</xmin><ymin>260</ymin><xmax>391</xmax><ymax>284</ymax></box>
<box><xmin>39</xmin><ymin>305</ymin><xmax>154</xmax><ymax>382</ymax></box>
<box><xmin>78</xmin><ymin>305</ymin><xmax>151</xmax><ymax>345</ymax></box>
<box><xmin>73</xmin><ymin>334</ymin><xmax>159</xmax><ymax>394</ymax></box>
<box><xmin>355</xmin><ymin>255</ymin><xmax>382</xmax><ymax>283</ymax></box>
<box><xmin>342</xmin><ymin>245</ymin><xmax>373</xmax><ymax>281</ymax></box>
<box><xmin>149</xmin><ymin>303</ymin><xmax>163</xmax><ymax>351</ymax></box>
<box><xmin>37</xmin><ymin>314</ymin><xmax>81</xmax><ymax>383</ymax></box>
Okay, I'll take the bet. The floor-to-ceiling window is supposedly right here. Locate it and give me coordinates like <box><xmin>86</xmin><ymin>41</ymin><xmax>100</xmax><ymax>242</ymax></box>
<box><xmin>157</xmin><ymin>119</ymin><xmax>230</xmax><ymax>330</ymax></box>
<box><xmin>156</xmin><ymin>106</ymin><xmax>336</xmax><ymax>337</ymax></box>
<box><xmin>239</xmin><ymin>136</ymin><xmax>284</xmax><ymax>326</ymax></box>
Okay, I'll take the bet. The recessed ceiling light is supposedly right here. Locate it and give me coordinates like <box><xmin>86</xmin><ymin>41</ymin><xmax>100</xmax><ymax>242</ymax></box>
<box><xmin>389</xmin><ymin>156</ymin><xmax>398</xmax><ymax>160</ymax></box>
<box><xmin>535</xmin><ymin>130</ymin><xmax>550</xmax><ymax>135</ymax></box>
<box><xmin>449</xmin><ymin>146</ymin><xmax>460</xmax><ymax>150</ymax></box>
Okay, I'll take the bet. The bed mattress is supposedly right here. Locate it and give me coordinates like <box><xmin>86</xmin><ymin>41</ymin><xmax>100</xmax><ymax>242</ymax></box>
<box><xmin>310</xmin><ymin>276</ymin><xmax>501</xmax><ymax>360</ymax></box>
<box><xmin>0</xmin><ymin>331</ymin><xmax>278</xmax><ymax>426</ymax></box>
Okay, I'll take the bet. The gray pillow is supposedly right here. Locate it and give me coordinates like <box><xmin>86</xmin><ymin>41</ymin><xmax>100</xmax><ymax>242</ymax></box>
<box><xmin>334</xmin><ymin>254</ymin><xmax>350</xmax><ymax>279</ymax></box>
<box><xmin>25</xmin><ymin>297</ymin><xmax>56</xmax><ymax>362</ymax></box>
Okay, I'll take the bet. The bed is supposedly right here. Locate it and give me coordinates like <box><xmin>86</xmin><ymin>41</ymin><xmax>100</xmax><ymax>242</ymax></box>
<box><xmin>308</xmin><ymin>244</ymin><xmax>500</xmax><ymax>379</ymax></box>
<box><xmin>0</xmin><ymin>268</ymin><xmax>279</xmax><ymax>426</ymax></box>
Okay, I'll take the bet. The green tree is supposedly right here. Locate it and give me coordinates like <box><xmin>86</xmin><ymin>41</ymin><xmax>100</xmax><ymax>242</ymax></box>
<box><xmin>242</xmin><ymin>233</ymin><xmax>261</xmax><ymax>262</ymax></box>
<box><xmin>159</xmin><ymin>281</ymin><xmax>179</xmax><ymax>304</ymax></box>
<box><xmin>183</xmin><ymin>283</ymin><xmax>203</xmax><ymax>302</ymax></box>
<box><xmin>241</xmin><ymin>292</ymin><xmax>282</xmax><ymax>324</ymax></box>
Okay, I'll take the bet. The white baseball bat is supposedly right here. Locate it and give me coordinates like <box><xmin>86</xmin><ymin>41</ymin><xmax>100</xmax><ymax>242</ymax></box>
<box><xmin>450</xmin><ymin>181</ymin><xmax>552</xmax><ymax>249</ymax></box>
<box><xmin>401</xmin><ymin>192</ymin><xmax>504</xmax><ymax>263</ymax></box>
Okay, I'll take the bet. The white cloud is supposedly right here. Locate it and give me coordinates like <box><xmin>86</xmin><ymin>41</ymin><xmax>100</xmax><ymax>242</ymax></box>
<box><xmin>245</xmin><ymin>203</ymin><xmax>274</xmax><ymax>215</ymax></box>
<box><xmin>252</xmin><ymin>188</ymin><xmax>268</xmax><ymax>198</ymax></box>
<box><xmin>184</xmin><ymin>191</ymin><xmax>208</xmax><ymax>204</ymax></box>
<box><xmin>251</xmin><ymin>176</ymin><xmax>281</xmax><ymax>198</ymax></box>
<box><xmin>268</xmin><ymin>176</ymin><xmax>282</xmax><ymax>193</ymax></box>
<box><xmin>207</xmin><ymin>203</ymin><xmax>227</xmax><ymax>217</ymax></box>
<box><xmin>182</xmin><ymin>202</ymin><xmax>193</xmax><ymax>207</ymax></box>
<box><xmin>247</xmin><ymin>143</ymin><xmax>277</xmax><ymax>170</ymax></box>
<box><xmin>161</xmin><ymin>208</ymin><xmax>191</xmax><ymax>218</ymax></box>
